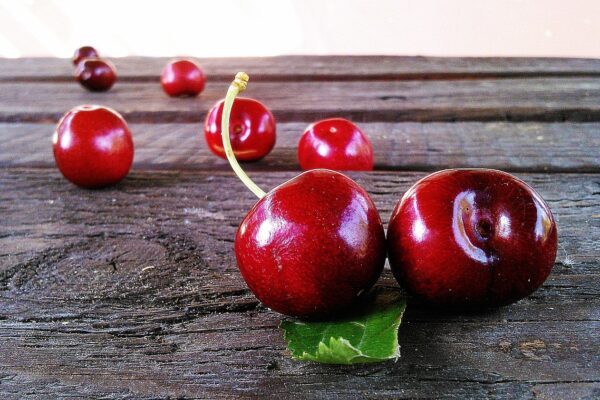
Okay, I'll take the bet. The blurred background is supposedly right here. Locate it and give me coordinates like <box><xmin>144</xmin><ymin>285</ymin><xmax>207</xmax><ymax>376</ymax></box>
<box><xmin>0</xmin><ymin>0</ymin><xmax>598</xmax><ymax>58</ymax></box>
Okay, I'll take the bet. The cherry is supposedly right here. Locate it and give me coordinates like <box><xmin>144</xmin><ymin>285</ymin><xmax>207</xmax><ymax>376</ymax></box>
<box><xmin>221</xmin><ymin>73</ymin><xmax>386</xmax><ymax>318</ymax></box>
<box><xmin>204</xmin><ymin>98</ymin><xmax>276</xmax><ymax>161</ymax></box>
<box><xmin>160</xmin><ymin>59</ymin><xmax>206</xmax><ymax>97</ymax></box>
<box><xmin>72</xmin><ymin>46</ymin><xmax>99</xmax><ymax>65</ymax></box>
<box><xmin>298</xmin><ymin>118</ymin><xmax>374</xmax><ymax>171</ymax></box>
<box><xmin>387</xmin><ymin>169</ymin><xmax>557</xmax><ymax>308</ymax></box>
<box><xmin>75</xmin><ymin>58</ymin><xmax>117</xmax><ymax>92</ymax></box>
<box><xmin>53</xmin><ymin>105</ymin><xmax>134</xmax><ymax>189</ymax></box>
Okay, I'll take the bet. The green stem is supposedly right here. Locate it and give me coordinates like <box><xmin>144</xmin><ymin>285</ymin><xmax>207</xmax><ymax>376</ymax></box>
<box><xmin>220</xmin><ymin>72</ymin><xmax>266</xmax><ymax>199</ymax></box>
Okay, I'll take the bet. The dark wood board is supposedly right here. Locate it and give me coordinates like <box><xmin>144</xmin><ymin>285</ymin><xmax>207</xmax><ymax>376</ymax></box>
<box><xmin>0</xmin><ymin>169</ymin><xmax>599</xmax><ymax>399</ymax></box>
<box><xmin>2</xmin><ymin>78</ymin><xmax>600</xmax><ymax>123</ymax></box>
<box><xmin>2</xmin><ymin>56</ymin><xmax>600</xmax><ymax>82</ymax></box>
<box><xmin>1</xmin><ymin>122</ymin><xmax>600</xmax><ymax>173</ymax></box>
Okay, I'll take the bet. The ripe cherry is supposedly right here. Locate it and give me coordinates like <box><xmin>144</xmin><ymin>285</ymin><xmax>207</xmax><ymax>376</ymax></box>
<box><xmin>221</xmin><ymin>73</ymin><xmax>386</xmax><ymax>318</ymax></box>
<box><xmin>53</xmin><ymin>105</ymin><xmax>134</xmax><ymax>189</ymax></box>
<box><xmin>298</xmin><ymin>118</ymin><xmax>374</xmax><ymax>171</ymax></box>
<box><xmin>72</xmin><ymin>46</ymin><xmax>99</xmax><ymax>65</ymax></box>
<box><xmin>204</xmin><ymin>98</ymin><xmax>276</xmax><ymax>162</ymax></box>
<box><xmin>75</xmin><ymin>58</ymin><xmax>117</xmax><ymax>92</ymax></box>
<box><xmin>160</xmin><ymin>59</ymin><xmax>206</xmax><ymax>97</ymax></box>
<box><xmin>387</xmin><ymin>169</ymin><xmax>557</xmax><ymax>308</ymax></box>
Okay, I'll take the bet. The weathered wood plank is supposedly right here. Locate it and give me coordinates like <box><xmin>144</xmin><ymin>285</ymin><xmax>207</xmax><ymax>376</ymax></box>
<box><xmin>1</xmin><ymin>56</ymin><xmax>600</xmax><ymax>82</ymax></box>
<box><xmin>2</xmin><ymin>78</ymin><xmax>600</xmax><ymax>123</ymax></box>
<box><xmin>0</xmin><ymin>314</ymin><xmax>598</xmax><ymax>399</ymax></box>
<box><xmin>1</xmin><ymin>122</ymin><xmax>599</xmax><ymax>172</ymax></box>
<box><xmin>0</xmin><ymin>169</ymin><xmax>598</xmax><ymax>398</ymax></box>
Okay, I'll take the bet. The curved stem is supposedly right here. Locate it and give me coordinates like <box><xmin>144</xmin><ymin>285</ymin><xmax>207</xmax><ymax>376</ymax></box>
<box><xmin>221</xmin><ymin>72</ymin><xmax>266</xmax><ymax>199</ymax></box>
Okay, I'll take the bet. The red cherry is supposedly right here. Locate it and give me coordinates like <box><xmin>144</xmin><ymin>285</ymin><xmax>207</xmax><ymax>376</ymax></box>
<box><xmin>53</xmin><ymin>105</ymin><xmax>134</xmax><ymax>189</ymax></box>
<box><xmin>298</xmin><ymin>118</ymin><xmax>374</xmax><ymax>171</ymax></box>
<box><xmin>160</xmin><ymin>59</ymin><xmax>206</xmax><ymax>97</ymax></box>
<box><xmin>204</xmin><ymin>98</ymin><xmax>276</xmax><ymax>161</ymax></box>
<box><xmin>72</xmin><ymin>46</ymin><xmax>99</xmax><ymax>65</ymax></box>
<box><xmin>235</xmin><ymin>169</ymin><xmax>386</xmax><ymax>318</ymax></box>
<box><xmin>75</xmin><ymin>58</ymin><xmax>117</xmax><ymax>92</ymax></box>
<box><xmin>387</xmin><ymin>169</ymin><xmax>557</xmax><ymax>308</ymax></box>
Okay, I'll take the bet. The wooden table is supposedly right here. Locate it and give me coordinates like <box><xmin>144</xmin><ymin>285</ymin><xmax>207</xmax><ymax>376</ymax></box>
<box><xmin>1</xmin><ymin>56</ymin><xmax>599</xmax><ymax>399</ymax></box>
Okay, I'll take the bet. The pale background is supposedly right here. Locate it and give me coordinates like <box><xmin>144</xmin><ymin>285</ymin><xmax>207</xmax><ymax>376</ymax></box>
<box><xmin>0</xmin><ymin>0</ymin><xmax>598</xmax><ymax>58</ymax></box>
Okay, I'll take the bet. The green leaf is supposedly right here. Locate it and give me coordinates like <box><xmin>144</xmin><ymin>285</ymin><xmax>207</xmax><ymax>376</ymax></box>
<box><xmin>280</xmin><ymin>288</ymin><xmax>407</xmax><ymax>364</ymax></box>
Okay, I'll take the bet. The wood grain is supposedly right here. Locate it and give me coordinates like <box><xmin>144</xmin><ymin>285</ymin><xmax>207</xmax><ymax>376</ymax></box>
<box><xmin>1</xmin><ymin>56</ymin><xmax>600</xmax><ymax>82</ymax></box>
<box><xmin>1</xmin><ymin>122</ymin><xmax>600</xmax><ymax>173</ymax></box>
<box><xmin>0</xmin><ymin>169</ymin><xmax>598</xmax><ymax>399</ymax></box>
<box><xmin>2</xmin><ymin>78</ymin><xmax>600</xmax><ymax>123</ymax></box>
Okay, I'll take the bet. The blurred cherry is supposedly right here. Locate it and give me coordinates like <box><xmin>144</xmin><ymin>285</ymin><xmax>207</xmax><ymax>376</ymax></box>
<box><xmin>161</xmin><ymin>59</ymin><xmax>206</xmax><ymax>97</ymax></box>
<box><xmin>75</xmin><ymin>58</ymin><xmax>117</xmax><ymax>92</ymax></box>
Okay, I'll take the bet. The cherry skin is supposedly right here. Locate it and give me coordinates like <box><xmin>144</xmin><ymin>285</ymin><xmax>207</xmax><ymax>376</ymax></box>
<box><xmin>75</xmin><ymin>58</ymin><xmax>117</xmax><ymax>92</ymax></box>
<box><xmin>72</xmin><ymin>46</ymin><xmax>99</xmax><ymax>65</ymax></box>
<box><xmin>204</xmin><ymin>98</ymin><xmax>276</xmax><ymax>161</ymax></box>
<box><xmin>298</xmin><ymin>118</ymin><xmax>374</xmax><ymax>171</ymax></box>
<box><xmin>235</xmin><ymin>169</ymin><xmax>386</xmax><ymax>318</ymax></box>
<box><xmin>161</xmin><ymin>59</ymin><xmax>206</xmax><ymax>97</ymax></box>
<box><xmin>53</xmin><ymin>105</ymin><xmax>134</xmax><ymax>189</ymax></box>
<box><xmin>387</xmin><ymin>169</ymin><xmax>557</xmax><ymax>308</ymax></box>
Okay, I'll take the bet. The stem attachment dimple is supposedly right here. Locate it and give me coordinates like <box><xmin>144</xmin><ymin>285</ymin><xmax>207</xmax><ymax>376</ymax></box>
<box><xmin>221</xmin><ymin>72</ymin><xmax>266</xmax><ymax>199</ymax></box>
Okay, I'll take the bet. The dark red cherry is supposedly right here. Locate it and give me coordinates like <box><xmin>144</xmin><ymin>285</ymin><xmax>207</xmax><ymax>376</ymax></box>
<box><xmin>298</xmin><ymin>118</ymin><xmax>374</xmax><ymax>171</ymax></box>
<box><xmin>53</xmin><ymin>105</ymin><xmax>134</xmax><ymax>189</ymax></box>
<box><xmin>235</xmin><ymin>169</ymin><xmax>386</xmax><ymax>318</ymax></box>
<box><xmin>160</xmin><ymin>59</ymin><xmax>206</xmax><ymax>97</ymax></box>
<box><xmin>387</xmin><ymin>169</ymin><xmax>557</xmax><ymax>308</ymax></box>
<box><xmin>204</xmin><ymin>98</ymin><xmax>276</xmax><ymax>161</ymax></box>
<box><xmin>72</xmin><ymin>46</ymin><xmax>99</xmax><ymax>65</ymax></box>
<box><xmin>75</xmin><ymin>58</ymin><xmax>117</xmax><ymax>92</ymax></box>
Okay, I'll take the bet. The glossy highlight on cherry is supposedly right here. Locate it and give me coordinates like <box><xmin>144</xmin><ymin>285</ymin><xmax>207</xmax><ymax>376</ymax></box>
<box><xmin>387</xmin><ymin>169</ymin><xmax>557</xmax><ymax>308</ymax></box>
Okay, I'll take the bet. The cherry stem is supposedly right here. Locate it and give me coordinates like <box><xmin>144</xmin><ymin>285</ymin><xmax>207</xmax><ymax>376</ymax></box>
<box><xmin>220</xmin><ymin>72</ymin><xmax>266</xmax><ymax>199</ymax></box>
